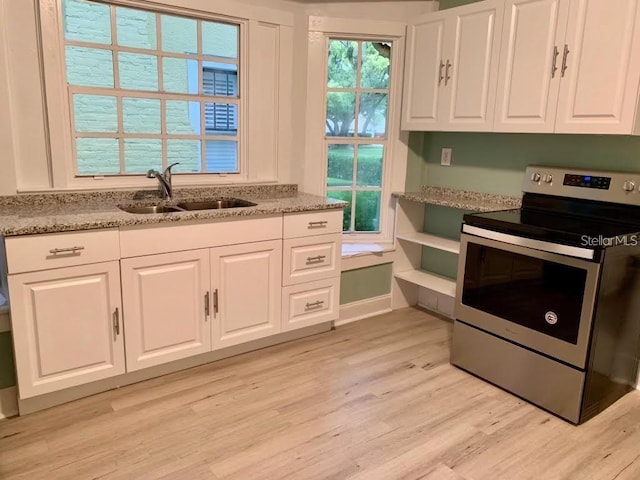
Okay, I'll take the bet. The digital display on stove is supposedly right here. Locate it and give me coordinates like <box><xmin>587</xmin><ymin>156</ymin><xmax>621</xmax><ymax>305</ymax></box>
<box><xmin>563</xmin><ymin>174</ymin><xmax>611</xmax><ymax>189</ymax></box>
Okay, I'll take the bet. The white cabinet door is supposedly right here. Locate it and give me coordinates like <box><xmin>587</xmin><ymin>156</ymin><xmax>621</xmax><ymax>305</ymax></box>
<box><xmin>121</xmin><ymin>249</ymin><xmax>211</xmax><ymax>372</ymax></box>
<box><xmin>401</xmin><ymin>12</ymin><xmax>447</xmax><ymax>130</ymax></box>
<box><xmin>442</xmin><ymin>0</ymin><xmax>505</xmax><ymax>131</ymax></box>
<box><xmin>211</xmin><ymin>240</ymin><xmax>282</xmax><ymax>349</ymax></box>
<box><xmin>556</xmin><ymin>0</ymin><xmax>640</xmax><ymax>134</ymax></box>
<box><xmin>402</xmin><ymin>1</ymin><xmax>504</xmax><ymax>131</ymax></box>
<box><xmin>8</xmin><ymin>261</ymin><xmax>124</xmax><ymax>398</ymax></box>
<box><xmin>494</xmin><ymin>0</ymin><xmax>570</xmax><ymax>132</ymax></box>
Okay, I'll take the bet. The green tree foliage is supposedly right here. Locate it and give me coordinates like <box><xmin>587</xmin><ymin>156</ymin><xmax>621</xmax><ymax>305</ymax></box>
<box><xmin>326</xmin><ymin>41</ymin><xmax>390</xmax><ymax>137</ymax></box>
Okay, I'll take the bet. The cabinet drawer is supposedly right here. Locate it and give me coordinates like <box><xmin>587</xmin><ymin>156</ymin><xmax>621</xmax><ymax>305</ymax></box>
<box><xmin>282</xmin><ymin>278</ymin><xmax>339</xmax><ymax>331</ymax></box>
<box><xmin>283</xmin><ymin>210</ymin><xmax>343</xmax><ymax>239</ymax></box>
<box><xmin>120</xmin><ymin>215</ymin><xmax>282</xmax><ymax>258</ymax></box>
<box><xmin>283</xmin><ymin>233</ymin><xmax>341</xmax><ymax>286</ymax></box>
<box><xmin>5</xmin><ymin>229</ymin><xmax>120</xmax><ymax>274</ymax></box>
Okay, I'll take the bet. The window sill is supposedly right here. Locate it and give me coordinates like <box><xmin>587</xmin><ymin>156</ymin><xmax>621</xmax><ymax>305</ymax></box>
<box><xmin>341</xmin><ymin>243</ymin><xmax>395</xmax><ymax>271</ymax></box>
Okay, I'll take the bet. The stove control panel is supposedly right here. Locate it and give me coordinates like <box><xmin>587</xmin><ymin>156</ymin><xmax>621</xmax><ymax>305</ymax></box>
<box><xmin>524</xmin><ymin>166</ymin><xmax>640</xmax><ymax>206</ymax></box>
<box><xmin>563</xmin><ymin>174</ymin><xmax>611</xmax><ymax>190</ymax></box>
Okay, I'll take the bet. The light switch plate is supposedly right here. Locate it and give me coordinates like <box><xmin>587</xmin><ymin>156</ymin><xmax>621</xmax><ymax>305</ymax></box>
<box><xmin>441</xmin><ymin>148</ymin><xmax>452</xmax><ymax>166</ymax></box>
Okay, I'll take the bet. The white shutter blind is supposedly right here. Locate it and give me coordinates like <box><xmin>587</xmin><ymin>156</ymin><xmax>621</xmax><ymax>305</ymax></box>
<box><xmin>203</xmin><ymin>68</ymin><xmax>238</xmax><ymax>134</ymax></box>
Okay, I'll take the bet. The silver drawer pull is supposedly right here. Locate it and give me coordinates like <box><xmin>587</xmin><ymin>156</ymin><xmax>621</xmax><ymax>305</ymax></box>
<box><xmin>112</xmin><ymin>307</ymin><xmax>120</xmax><ymax>337</ymax></box>
<box><xmin>306</xmin><ymin>255</ymin><xmax>326</xmax><ymax>264</ymax></box>
<box><xmin>306</xmin><ymin>300</ymin><xmax>325</xmax><ymax>309</ymax></box>
<box><xmin>308</xmin><ymin>221</ymin><xmax>328</xmax><ymax>228</ymax></box>
<box><xmin>49</xmin><ymin>246</ymin><xmax>85</xmax><ymax>255</ymax></box>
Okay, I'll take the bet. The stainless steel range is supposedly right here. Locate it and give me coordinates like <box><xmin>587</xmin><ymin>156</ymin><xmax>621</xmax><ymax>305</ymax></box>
<box><xmin>452</xmin><ymin>166</ymin><xmax>640</xmax><ymax>424</ymax></box>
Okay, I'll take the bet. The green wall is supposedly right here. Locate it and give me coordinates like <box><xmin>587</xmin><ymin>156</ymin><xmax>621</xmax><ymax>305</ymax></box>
<box><xmin>423</xmin><ymin>132</ymin><xmax>640</xmax><ymax>196</ymax></box>
<box><xmin>417</xmin><ymin>132</ymin><xmax>640</xmax><ymax>278</ymax></box>
<box><xmin>340</xmin><ymin>263</ymin><xmax>393</xmax><ymax>304</ymax></box>
<box><xmin>438</xmin><ymin>0</ymin><xmax>480</xmax><ymax>8</ymax></box>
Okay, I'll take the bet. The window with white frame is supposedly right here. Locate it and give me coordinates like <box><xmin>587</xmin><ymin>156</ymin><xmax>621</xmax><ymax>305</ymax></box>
<box><xmin>325</xmin><ymin>39</ymin><xmax>392</xmax><ymax>233</ymax></box>
<box><xmin>61</xmin><ymin>0</ymin><xmax>240</xmax><ymax>176</ymax></box>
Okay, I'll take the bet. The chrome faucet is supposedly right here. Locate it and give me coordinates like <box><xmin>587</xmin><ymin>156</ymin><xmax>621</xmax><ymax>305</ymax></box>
<box><xmin>146</xmin><ymin>162</ymin><xmax>179</xmax><ymax>200</ymax></box>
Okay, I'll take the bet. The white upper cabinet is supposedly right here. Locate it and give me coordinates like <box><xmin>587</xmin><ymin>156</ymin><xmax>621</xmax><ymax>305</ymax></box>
<box><xmin>402</xmin><ymin>0</ymin><xmax>505</xmax><ymax>131</ymax></box>
<box><xmin>444</xmin><ymin>1</ymin><xmax>505</xmax><ymax>130</ymax></box>
<box><xmin>494</xmin><ymin>0</ymin><xmax>570</xmax><ymax>132</ymax></box>
<box><xmin>556</xmin><ymin>0</ymin><xmax>640</xmax><ymax>134</ymax></box>
<box><xmin>495</xmin><ymin>0</ymin><xmax>640</xmax><ymax>134</ymax></box>
<box><xmin>402</xmin><ymin>13</ymin><xmax>447</xmax><ymax>130</ymax></box>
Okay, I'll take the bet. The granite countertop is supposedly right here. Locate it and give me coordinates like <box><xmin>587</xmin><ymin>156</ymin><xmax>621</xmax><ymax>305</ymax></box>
<box><xmin>393</xmin><ymin>186</ymin><xmax>521</xmax><ymax>212</ymax></box>
<box><xmin>0</xmin><ymin>184</ymin><xmax>347</xmax><ymax>236</ymax></box>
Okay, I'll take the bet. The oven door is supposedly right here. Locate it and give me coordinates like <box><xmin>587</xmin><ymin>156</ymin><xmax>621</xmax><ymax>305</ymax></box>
<box><xmin>455</xmin><ymin>231</ymin><xmax>600</xmax><ymax>369</ymax></box>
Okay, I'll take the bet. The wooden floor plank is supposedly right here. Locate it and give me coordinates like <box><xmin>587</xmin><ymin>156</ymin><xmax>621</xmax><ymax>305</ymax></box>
<box><xmin>1</xmin><ymin>307</ymin><xmax>640</xmax><ymax>480</ymax></box>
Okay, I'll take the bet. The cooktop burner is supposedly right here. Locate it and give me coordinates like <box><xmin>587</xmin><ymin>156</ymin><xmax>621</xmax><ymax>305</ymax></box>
<box><xmin>463</xmin><ymin>166</ymin><xmax>640</xmax><ymax>250</ymax></box>
<box><xmin>465</xmin><ymin>204</ymin><xmax>640</xmax><ymax>248</ymax></box>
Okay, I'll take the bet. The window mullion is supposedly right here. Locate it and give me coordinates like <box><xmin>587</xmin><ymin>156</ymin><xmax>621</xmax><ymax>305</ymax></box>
<box><xmin>200</xmin><ymin>101</ymin><xmax>206</xmax><ymax>172</ymax></box>
<box><xmin>59</xmin><ymin>0</ymin><xmax>241</xmax><ymax>178</ymax></box>
<box><xmin>350</xmin><ymin>142</ymin><xmax>359</xmax><ymax>233</ymax></box>
<box><xmin>117</xmin><ymin>97</ymin><xmax>125</xmax><ymax>174</ymax></box>
<box><xmin>108</xmin><ymin>6</ymin><xmax>126</xmax><ymax>174</ymax></box>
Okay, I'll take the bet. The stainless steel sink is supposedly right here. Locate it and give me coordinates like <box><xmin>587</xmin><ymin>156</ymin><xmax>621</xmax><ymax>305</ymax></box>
<box><xmin>119</xmin><ymin>198</ymin><xmax>257</xmax><ymax>214</ymax></box>
<box><xmin>176</xmin><ymin>199</ymin><xmax>257</xmax><ymax>210</ymax></box>
<box><xmin>119</xmin><ymin>205</ymin><xmax>184</xmax><ymax>214</ymax></box>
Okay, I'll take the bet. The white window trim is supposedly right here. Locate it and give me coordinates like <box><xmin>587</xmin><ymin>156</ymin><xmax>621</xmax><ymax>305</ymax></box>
<box><xmin>303</xmin><ymin>16</ymin><xmax>409</xmax><ymax>244</ymax></box>
<box><xmin>38</xmin><ymin>0</ymin><xmax>258</xmax><ymax>190</ymax></box>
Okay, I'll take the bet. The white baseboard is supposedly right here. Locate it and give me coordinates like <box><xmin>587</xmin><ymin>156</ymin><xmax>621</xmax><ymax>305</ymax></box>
<box><xmin>418</xmin><ymin>288</ymin><xmax>454</xmax><ymax>319</ymax></box>
<box><xmin>336</xmin><ymin>294</ymin><xmax>392</xmax><ymax>326</ymax></box>
<box><xmin>0</xmin><ymin>386</ymin><xmax>18</xmax><ymax>419</ymax></box>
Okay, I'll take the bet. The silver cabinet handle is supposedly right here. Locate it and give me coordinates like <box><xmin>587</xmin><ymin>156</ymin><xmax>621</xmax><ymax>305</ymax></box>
<box><xmin>49</xmin><ymin>246</ymin><xmax>85</xmax><ymax>255</ymax></box>
<box><xmin>308</xmin><ymin>221</ymin><xmax>328</xmax><ymax>228</ymax></box>
<box><xmin>213</xmin><ymin>289</ymin><xmax>219</xmax><ymax>315</ymax></box>
<box><xmin>306</xmin><ymin>255</ymin><xmax>326</xmax><ymax>264</ymax></box>
<box><xmin>438</xmin><ymin>60</ymin><xmax>445</xmax><ymax>86</ymax></box>
<box><xmin>113</xmin><ymin>307</ymin><xmax>120</xmax><ymax>337</ymax></box>
<box><xmin>305</xmin><ymin>300</ymin><xmax>325</xmax><ymax>309</ymax></box>
<box><xmin>551</xmin><ymin>45</ymin><xmax>560</xmax><ymax>78</ymax></box>
<box><xmin>445</xmin><ymin>60</ymin><xmax>452</xmax><ymax>86</ymax></box>
<box><xmin>205</xmin><ymin>292</ymin><xmax>210</xmax><ymax>318</ymax></box>
<box><xmin>561</xmin><ymin>44</ymin><xmax>570</xmax><ymax>77</ymax></box>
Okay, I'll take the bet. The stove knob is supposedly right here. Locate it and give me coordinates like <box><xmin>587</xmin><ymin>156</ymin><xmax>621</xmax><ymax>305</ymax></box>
<box><xmin>543</xmin><ymin>174</ymin><xmax>553</xmax><ymax>184</ymax></box>
<box><xmin>531</xmin><ymin>172</ymin><xmax>541</xmax><ymax>182</ymax></box>
<box><xmin>623</xmin><ymin>180</ymin><xmax>635</xmax><ymax>192</ymax></box>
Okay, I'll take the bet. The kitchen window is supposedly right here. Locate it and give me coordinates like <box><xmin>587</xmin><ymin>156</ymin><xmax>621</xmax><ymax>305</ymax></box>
<box><xmin>51</xmin><ymin>0</ymin><xmax>243</xmax><ymax>179</ymax></box>
<box><xmin>304</xmin><ymin>16</ymin><xmax>407</xmax><ymax>246</ymax></box>
<box><xmin>325</xmin><ymin>39</ymin><xmax>391</xmax><ymax>233</ymax></box>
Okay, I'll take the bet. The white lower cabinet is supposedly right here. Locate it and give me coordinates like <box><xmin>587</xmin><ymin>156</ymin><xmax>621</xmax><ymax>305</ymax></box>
<box><xmin>8</xmin><ymin>261</ymin><xmax>125</xmax><ymax>398</ymax></box>
<box><xmin>211</xmin><ymin>240</ymin><xmax>282</xmax><ymax>349</ymax></box>
<box><xmin>121</xmin><ymin>240</ymin><xmax>283</xmax><ymax>363</ymax></box>
<box><xmin>282</xmin><ymin>233</ymin><xmax>342</xmax><ymax>286</ymax></box>
<box><xmin>6</xmin><ymin>210</ymin><xmax>342</xmax><ymax>408</ymax></box>
<box><xmin>282</xmin><ymin>278</ymin><xmax>339</xmax><ymax>332</ymax></box>
<box><xmin>120</xmin><ymin>250</ymin><xmax>211</xmax><ymax>372</ymax></box>
<box><xmin>281</xmin><ymin>212</ymin><xmax>342</xmax><ymax>331</ymax></box>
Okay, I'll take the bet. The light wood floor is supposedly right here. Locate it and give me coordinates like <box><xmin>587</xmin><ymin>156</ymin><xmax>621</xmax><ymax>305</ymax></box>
<box><xmin>2</xmin><ymin>307</ymin><xmax>640</xmax><ymax>480</ymax></box>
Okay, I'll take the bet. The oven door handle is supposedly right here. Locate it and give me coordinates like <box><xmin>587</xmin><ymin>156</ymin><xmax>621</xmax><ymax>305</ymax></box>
<box><xmin>462</xmin><ymin>225</ymin><xmax>595</xmax><ymax>260</ymax></box>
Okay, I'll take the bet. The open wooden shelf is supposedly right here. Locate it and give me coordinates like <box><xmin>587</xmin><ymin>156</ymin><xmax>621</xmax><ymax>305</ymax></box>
<box><xmin>394</xmin><ymin>269</ymin><xmax>456</xmax><ymax>298</ymax></box>
<box><xmin>396</xmin><ymin>232</ymin><xmax>460</xmax><ymax>254</ymax></box>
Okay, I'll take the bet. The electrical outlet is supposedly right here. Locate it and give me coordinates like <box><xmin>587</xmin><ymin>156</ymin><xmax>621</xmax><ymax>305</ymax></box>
<box><xmin>441</xmin><ymin>148</ymin><xmax>452</xmax><ymax>166</ymax></box>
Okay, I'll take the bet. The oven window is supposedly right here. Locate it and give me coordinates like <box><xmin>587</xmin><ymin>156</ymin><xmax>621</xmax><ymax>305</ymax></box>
<box><xmin>461</xmin><ymin>243</ymin><xmax>588</xmax><ymax>344</ymax></box>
